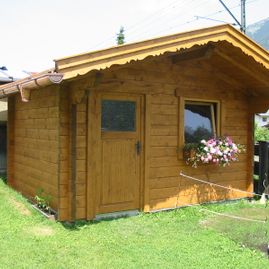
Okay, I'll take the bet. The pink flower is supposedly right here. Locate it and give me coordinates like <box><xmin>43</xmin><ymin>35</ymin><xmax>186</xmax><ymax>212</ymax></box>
<box><xmin>210</xmin><ymin>147</ymin><xmax>216</xmax><ymax>154</ymax></box>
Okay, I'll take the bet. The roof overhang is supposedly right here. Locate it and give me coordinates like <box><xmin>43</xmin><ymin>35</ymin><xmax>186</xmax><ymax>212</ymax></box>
<box><xmin>55</xmin><ymin>24</ymin><xmax>269</xmax><ymax>81</ymax></box>
<box><xmin>0</xmin><ymin>72</ymin><xmax>63</xmax><ymax>101</ymax></box>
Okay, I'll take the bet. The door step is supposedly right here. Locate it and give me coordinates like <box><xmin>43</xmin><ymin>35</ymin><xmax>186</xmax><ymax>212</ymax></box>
<box><xmin>95</xmin><ymin>210</ymin><xmax>139</xmax><ymax>221</ymax></box>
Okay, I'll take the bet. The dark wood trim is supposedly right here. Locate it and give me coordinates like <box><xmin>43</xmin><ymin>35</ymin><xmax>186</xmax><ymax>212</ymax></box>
<box><xmin>171</xmin><ymin>45</ymin><xmax>213</xmax><ymax>64</ymax></box>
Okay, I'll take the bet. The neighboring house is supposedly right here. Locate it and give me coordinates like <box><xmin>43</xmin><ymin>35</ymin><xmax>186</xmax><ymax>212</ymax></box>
<box><xmin>255</xmin><ymin>111</ymin><xmax>269</xmax><ymax>127</ymax></box>
<box><xmin>1</xmin><ymin>24</ymin><xmax>269</xmax><ymax>221</ymax></box>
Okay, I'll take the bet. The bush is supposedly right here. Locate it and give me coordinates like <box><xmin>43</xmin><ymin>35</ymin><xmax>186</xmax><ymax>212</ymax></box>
<box><xmin>255</xmin><ymin>124</ymin><xmax>269</xmax><ymax>142</ymax></box>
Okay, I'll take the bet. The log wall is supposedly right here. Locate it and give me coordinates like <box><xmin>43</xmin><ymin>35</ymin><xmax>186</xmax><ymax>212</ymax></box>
<box><xmin>8</xmin><ymin>86</ymin><xmax>60</xmax><ymax>209</ymax></box>
<box><xmin>83</xmin><ymin>56</ymin><xmax>251</xmax><ymax>214</ymax></box>
<box><xmin>7</xmin><ymin>52</ymin><xmax>253</xmax><ymax>220</ymax></box>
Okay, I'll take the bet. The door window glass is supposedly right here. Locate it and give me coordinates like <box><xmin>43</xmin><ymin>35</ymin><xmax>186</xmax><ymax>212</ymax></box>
<box><xmin>101</xmin><ymin>100</ymin><xmax>136</xmax><ymax>131</ymax></box>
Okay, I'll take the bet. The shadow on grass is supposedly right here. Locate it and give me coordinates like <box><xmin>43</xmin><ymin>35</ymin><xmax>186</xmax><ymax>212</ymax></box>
<box><xmin>0</xmin><ymin>173</ymin><xmax>7</xmax><ymax>184</ymax></box>
<box><xmin>61</xmin><ymin>214</ymin><xmax>133</xmax><ymax>231</ymax></box>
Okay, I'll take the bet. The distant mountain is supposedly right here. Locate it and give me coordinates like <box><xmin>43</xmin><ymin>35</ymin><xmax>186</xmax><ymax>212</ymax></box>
<box><xmin>247</xmin><ymin>18</ymin><xmax>269</xmax><ymax>50</ymax></box>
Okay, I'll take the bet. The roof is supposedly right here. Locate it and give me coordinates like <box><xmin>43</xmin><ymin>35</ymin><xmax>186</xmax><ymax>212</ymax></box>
<box><xmin>1</xmin><ymin>24</ymin><xmax>269</xmax><ymax>100</ymax></box>
<box><xmin>55</xmin><ymin>24</ymin><xmax>269</xmax><ymax>80</ymax></box>
<box><xmin>0</xmin><ymin>71</ymin><xmax>63</xmax><ymax>101</ymax></box>
<box><xmin>0</xmin><ymin>70</ymin><xmax>14</xmax><ymax>84</ymax></box>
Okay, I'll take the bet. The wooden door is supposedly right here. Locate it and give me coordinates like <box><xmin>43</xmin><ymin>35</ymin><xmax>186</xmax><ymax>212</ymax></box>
<box><xmin>95</xmin><ymin>93</ymin><xmax>142</xmax><ymax>214</ymax></box>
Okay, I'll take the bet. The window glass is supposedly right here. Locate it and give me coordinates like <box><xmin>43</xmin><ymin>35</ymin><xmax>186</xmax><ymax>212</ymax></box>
<box><xmin>184</xmin><ymin>102</ymin><xmax>216</xmax><ymax>143</ymax></box>
<box><xmin>101</xmin><ymin>100</ymin><xmax>136</xmax><ymax>131</ymax></box>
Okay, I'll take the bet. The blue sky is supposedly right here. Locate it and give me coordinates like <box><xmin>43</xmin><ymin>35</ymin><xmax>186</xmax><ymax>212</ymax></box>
<box><xmin>1</xmin><ymin>0</ymin><xmax>268</xmax><ymax>77</ymax></box>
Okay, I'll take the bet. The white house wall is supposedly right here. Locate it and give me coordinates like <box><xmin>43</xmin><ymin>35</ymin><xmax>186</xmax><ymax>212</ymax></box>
<box><xmin>0</xmin><ymin>99</ymin><xmax>7</xmax><ymax>122</ymax></box>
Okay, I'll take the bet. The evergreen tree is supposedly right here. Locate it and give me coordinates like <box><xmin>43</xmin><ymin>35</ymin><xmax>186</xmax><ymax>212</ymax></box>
<box><xmin>116</xmin><ymin>26</ymin><xmax>125</xmax><ymax>45</ymax></box>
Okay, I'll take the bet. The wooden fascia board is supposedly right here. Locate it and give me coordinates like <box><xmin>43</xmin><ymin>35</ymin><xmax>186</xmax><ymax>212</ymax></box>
<box><xmin>55</xmin><ymin>25</ymin><xmax>269</xmax><ymax>81</ymax></box>
<box><xmin>57</xmin><ymin>33</ymin><xmax>229</xmax><ymax>80</ymax></box>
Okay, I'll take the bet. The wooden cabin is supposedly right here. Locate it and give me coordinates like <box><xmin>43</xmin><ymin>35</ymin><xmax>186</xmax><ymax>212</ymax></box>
<box><xmin>1</xmin><ymin>25</ymin><xmax>269</xmax><ymax>221</ymax></box>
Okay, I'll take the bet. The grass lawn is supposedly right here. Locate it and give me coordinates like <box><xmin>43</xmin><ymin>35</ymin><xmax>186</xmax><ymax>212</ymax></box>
<box><xmin>0</xmin><ymin>177</ymin><xmax>269</xmax><ymax>269</ymax></box>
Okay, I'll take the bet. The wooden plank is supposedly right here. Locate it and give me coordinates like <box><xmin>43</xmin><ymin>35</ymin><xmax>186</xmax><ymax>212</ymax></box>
<box><xmin>87</xmin><ymin>90</ymin><xmax>99</xmax><ymax>220</ymax></box>
<box><xmin>149</xmin><ymin>177</ymin><xmax>180</xmax><ymax>189</ymax></box>
<box><xmin>178</xmin><ymin>96</ymin><xmax>184</xmax><ymax>160</ymax></box>
<box><xmin>151</xmin><ymin>125</ymin><xmax>178</xmax><ymax>136</ymax></box>
<box><xmin>246</xmin><ymin>112</ymin><xmax>254</xmax><ymax>194</ymax></box>
<box><xmin>150</xmin><ymin>147</ymin><xmax>177</xmax><ymax>158</ymax></box>
<box><xmin>149</xmin><ymin>196</ymin><xmax>178</xmax><ymax>211</ymax></box>
<box><xmin>71</xmin><ymin>104</ymin><xmax>77</xmax><ymax>221</ymax></box>
<box><xmin>151</xmin><ymin>114</ymin><xmax>177</xmax><ymax>126</ymax></box>
<box><xmin>144</xmin><ymin>95</ymin><xmax>151</xmax><ymax>212</ymax></box>
<box><xmin>151</xmin><ymin>104</ymin><xmax>178</xmax><ymax>115</ymax></box>
<box><xmin>150</xmin><ymin>187</ymin><xmax>179</xmax><ymax>200</ymax></box>
<box><xmin>150</xmin><ymin>136</ymin><xmax>178</xmax><ymax>147</ymax></box>
<box><xmin>150</xmin><ymin>156</ymin><xmax>180</xmax><ymax>168</ymax></box>
<box><xmin>151</xmin><ymin>94</ymin><xmax>177</xmax><ymax>105</ymax></box>
<box><xmin>76</xmin><ymin>207</ymin><xmax>87</xmax><ymax>219</ymax></box>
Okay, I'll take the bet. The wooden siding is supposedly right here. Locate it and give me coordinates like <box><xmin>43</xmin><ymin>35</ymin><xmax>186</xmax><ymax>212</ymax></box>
<box><xmin>80</xmin><ymin>55</ymin><xmax>251</xmax><ymax>214</ymax></box>
<box><xmin>75</xmin><ymin>101</ymin><xmax>87</xmax><ymax>219</ymax></box>
<box><xmin>9</xmin><ymin>86</ymin><xmax>60</xmax><ymax>209</ymax></box>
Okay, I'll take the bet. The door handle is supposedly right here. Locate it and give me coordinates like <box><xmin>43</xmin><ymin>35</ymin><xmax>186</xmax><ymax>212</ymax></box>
<box><xmin>135</xmin><ymin>141</ymin><xmax>141</xmax><ymax>155</ymax></box>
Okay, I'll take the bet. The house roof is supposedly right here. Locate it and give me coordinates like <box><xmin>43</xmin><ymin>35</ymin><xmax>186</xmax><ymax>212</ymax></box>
<box><xmin>55</xmin><ymin>24</ymin><xmax>269</xmax><ymax>80</ymax></box>
<box><xmin>0</xmin><ymin>70</ymin><xmax>14</xmax><ymax>84</ymax></box>
<box><xmin>1</xmin><ymin>24</ymin><xmax>269</xmax><ymax>100</ymax></box>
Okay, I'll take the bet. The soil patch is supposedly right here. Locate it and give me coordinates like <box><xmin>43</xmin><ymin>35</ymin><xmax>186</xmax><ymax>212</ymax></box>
<box><xmin>10</xmin><ymin>198</ymin><xmax>32</xmax><ymax>216</ymax></box>
<box><xmin>200</xmin><ymin>207</ymin><xmax>269</xmax><ymax>256</ymax></box>
<box><xmin>30</xmin><ymin>226</ymin><xmax>54</xmax><ymax>236</ymax></box>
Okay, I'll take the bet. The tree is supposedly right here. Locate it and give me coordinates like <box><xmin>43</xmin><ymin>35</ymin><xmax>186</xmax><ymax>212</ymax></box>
<box><xmin>116</xmin><ymin>26</ymin><xmax>125</xmax><ymax>45</ymax></box>
<box><xmin>254</xmin><ymin>123</ymin><xmax>269</xmax><ymax>142</ymax></box>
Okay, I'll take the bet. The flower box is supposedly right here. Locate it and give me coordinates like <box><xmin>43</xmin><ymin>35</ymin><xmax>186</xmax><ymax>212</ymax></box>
<box><xmin>185</xmin><ymin>137</ymin><xmax>244</xmax><ymax>168</ymax></box>
<box><xmin>31</xmin><ymin>204</ymin><xmax>57</xmax><ymax>221</ymax></box>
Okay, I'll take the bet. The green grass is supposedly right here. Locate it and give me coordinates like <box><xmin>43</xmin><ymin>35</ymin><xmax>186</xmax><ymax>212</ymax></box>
<box><xmin>0</xmin><ymin>177</ymin><xmax>268</xmax><ymax>269</ymax></box>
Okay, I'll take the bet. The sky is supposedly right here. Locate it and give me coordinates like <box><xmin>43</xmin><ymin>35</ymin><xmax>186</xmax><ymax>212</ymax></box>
<box><xmin>0</xmin><ymin>0</ymin><xmax>269</xmax><ymax>78</ymax></box>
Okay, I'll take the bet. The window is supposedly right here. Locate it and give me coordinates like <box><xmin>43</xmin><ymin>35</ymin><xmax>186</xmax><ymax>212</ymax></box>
<box><xmin>178</xmin><ymin>97</ymin><xmax>221</xmax><ymax>159</ymax></box>
<box><xmin>184</xmin><ymin>101</ymin><xmax>217</xmax><ymax>144</ymax></box>
<box><xmin>101</xmin><ymin>100</ymin><xmax>136</xmax><ymax>132</ymax></box>
<box><xmin>262</xmin><ymin>117</ymin><xmax>267</xmax><ymax>123</ymax></box>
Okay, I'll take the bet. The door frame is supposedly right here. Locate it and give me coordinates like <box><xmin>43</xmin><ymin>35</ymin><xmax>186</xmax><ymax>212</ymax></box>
<box><xmin>86</xmin><ymin>90</ymin><xmax>145</xmax><ymax>219</ymax></box>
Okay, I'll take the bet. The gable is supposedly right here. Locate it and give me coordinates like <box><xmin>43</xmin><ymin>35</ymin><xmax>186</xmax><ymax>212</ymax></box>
<box><xmin>55</xmin><ymin>24</ymin><xmax>269</xmax><ymax>81</ymax></box>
